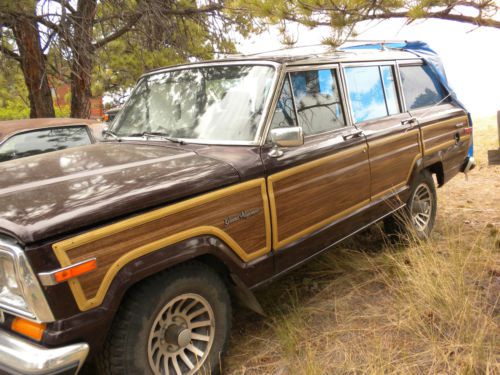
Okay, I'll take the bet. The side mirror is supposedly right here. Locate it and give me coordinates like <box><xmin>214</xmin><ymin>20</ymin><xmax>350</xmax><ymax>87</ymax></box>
<box><xmin>269</xmin><ymin>127</ymin><xmax>304</xmax><ymax>158</ymax></box>
<box><xmin>270</xmin><ymin>127</ymin><xmax>304</xmax><ymax>147</ymax></box>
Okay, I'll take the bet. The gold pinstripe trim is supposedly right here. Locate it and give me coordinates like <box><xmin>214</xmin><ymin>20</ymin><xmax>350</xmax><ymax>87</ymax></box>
<box><xmin>422</xmin><ymin>115</ymin><xmax>467</xmax><ymax>130</ymax></box>
<box><xmin>369</xmin><ymin>128</ymin><xmax>419</xmax><ymax>147</ymax></box>
<box><xmin>52</xmin><ymin>178</ymin><xmax>272</xmax><ymax>311</ymax></box>
<box><xmin>370</xmin><ymin>182</ymin><xmax>407</xmax><ymax>202</ymax></box>
<box><xmin>424</xmin><ymin>135</ymin><xmax>470</xmax><ymax>155</ymax></box>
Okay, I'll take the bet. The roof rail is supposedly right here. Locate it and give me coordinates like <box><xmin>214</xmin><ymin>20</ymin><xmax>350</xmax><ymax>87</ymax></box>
<box><xmin>222</xmin><ymin>44</ymin><xmax>346</xmax><ymax>60</ymax></box>
<box><xmin>339</xmin><ymin>39</ymin><xmax>408</xmax><ymax>51</ymax></box>
<box><xmin>225</xmin><ymin>39</ymin><xmax>410</xmax><ymax>59</ymax></box>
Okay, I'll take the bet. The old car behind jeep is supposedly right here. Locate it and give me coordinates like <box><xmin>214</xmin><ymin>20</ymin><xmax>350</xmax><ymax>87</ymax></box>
<box><xmin>0</xmin><ymin>41</ymin><xmax>474</xmax><ymax>374</ymax></box>
<box><xmin>0</xmin><ymin>118</ymin><xmax>104</xmax><ymax>163</ymax></box>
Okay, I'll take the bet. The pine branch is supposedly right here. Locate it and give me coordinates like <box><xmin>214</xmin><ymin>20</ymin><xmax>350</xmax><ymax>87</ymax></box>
<box><xmin>0</xmin><ymin>44</ymin><xmax>21</xmax><ymax>61</ymax></box>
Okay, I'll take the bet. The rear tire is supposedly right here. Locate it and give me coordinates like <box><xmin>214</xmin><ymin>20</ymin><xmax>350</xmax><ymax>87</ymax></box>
<box><xmin>384</xmin><ymin>169</ymin><xmax>437</xmax><ymax>241</ymax></box>
<box><xmin>97</xmin><ymin>262</ymin><xmax>231</xmax><ymax>375</ymax></box>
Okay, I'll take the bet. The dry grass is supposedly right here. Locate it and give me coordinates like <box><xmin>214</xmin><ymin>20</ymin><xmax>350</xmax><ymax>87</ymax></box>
<box><xmin>224</xmin><ymin>116</ymin><xmax>500</xmax><ymax>375</ymax></box>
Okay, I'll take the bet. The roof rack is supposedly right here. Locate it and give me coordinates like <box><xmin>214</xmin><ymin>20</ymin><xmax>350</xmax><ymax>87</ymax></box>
<box><xmin>339</xmin><ymin>39</ymin><xmax>408</xmax><ymax>51</ymax></box>
<box><xmin>225</xmin><ymin>39</ymin><xmax>409</xmax><ymax>59</ymax></box>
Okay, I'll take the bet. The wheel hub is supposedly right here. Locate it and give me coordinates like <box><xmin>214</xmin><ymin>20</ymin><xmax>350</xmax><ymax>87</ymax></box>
<box><xmin>165</xmin><ymin>324</ymin><xmax>192</xmax><ymax>349</ymax></box>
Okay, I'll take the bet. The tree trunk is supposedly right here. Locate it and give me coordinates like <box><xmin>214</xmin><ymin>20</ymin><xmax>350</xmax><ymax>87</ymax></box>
<box><xmin>12</xmin><ymin>15</ymin><xmax>55</xmax><ymax>118</ymax></box>
<box><xmin>70</xmin><ymin>0</ymin><xmax>97</xmax><ymax>118</ymax></box>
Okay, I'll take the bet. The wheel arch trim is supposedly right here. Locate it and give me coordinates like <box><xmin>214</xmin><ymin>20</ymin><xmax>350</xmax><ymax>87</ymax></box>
<box><xmin>62</xmin><ymin>227</ymin><xmax>267</xmax><ymax>311</ymax></box>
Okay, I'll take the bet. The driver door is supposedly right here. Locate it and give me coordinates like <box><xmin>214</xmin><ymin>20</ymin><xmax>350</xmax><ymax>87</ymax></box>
<box><xmin>262</xmin><ymin>67</ymin><xmax>371</xmax><ymax>272</ymax></box>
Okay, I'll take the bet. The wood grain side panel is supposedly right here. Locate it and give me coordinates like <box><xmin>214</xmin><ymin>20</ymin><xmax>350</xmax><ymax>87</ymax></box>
<box><xmin>52</xmin><ymin>179</ymin><xmax>271</xmax><ymax>310</ymax></box>
<box><xmin>422</xmin><ymin>116</ymin><xmax>468</xmax><ymax>154</ymax></box>
<box><xmin>369</xmin><ymin>129</ymin><xmax>421</xmax><ymax>199</ymax></box>
<box><xmin>269</xmin><ymin>145</ymin><xmax>370</xmax><ymax>248</ymax></box>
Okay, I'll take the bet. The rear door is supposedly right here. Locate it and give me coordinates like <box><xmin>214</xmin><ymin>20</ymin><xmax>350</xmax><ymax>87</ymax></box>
<box><xmin>342</xmin><ymin>62</ymin><xmax>419</xmax><ymax>204</ymax></box>
<box><xmin>262</xmin><ymin>66</ymin><xmax>371</xmax><ymax>269</ymax></box>
<box><xmin>398</xmin><ymin>63</ymin><xmax>470</xmax><ymax>182</ymax></box>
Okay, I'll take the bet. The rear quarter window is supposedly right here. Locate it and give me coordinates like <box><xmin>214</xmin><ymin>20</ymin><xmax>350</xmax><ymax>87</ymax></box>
<box><xmin>0</xmin><ymin>126</ymin><xmax>92</xmax><ymax>162</ymax></box>
<box><xmin>400</xmin><ymin>65</ymin><xmax>449</xmax><ymax>110</ymax></box>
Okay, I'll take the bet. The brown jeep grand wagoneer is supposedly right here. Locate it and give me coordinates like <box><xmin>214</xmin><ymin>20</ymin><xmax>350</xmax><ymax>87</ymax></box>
<box><xmin>0</xmin><ymin>43</ymin><xmax>474</xmax><ymax>374</ymax></box>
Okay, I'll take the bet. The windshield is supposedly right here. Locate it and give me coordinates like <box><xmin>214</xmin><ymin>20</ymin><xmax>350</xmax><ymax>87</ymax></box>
<box><xmin>113</xmin><ymin>64</ymin><xmax>276</xmax><ymax>143</ymax></box>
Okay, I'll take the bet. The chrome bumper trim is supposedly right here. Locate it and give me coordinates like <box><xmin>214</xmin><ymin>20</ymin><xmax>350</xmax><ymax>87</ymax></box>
<box><xmin>0</xmin><ymin>329</ymin><xmax>88</xmax><ymax>374</ymax></box>
<box><xmin>461</xmin><ymin>156</ymin><xmax>476</xmax><ymax>173</ymax></box>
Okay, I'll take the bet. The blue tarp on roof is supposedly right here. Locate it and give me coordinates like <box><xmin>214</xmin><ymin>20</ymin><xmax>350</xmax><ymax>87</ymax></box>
<box><xmin>341</xmin><ymin>41</ymin><xmax>473</xmax><ymax>156</ymax></box>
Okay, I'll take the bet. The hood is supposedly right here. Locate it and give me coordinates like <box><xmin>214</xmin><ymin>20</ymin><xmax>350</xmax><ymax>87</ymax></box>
<box><xmin>0</xmin><ymin>142</ymin><xmax>239</xmax><ymax>244</ymax></box>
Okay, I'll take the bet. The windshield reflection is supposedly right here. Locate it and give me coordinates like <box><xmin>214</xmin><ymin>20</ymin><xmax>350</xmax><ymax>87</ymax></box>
<box><xmin>113</xmin><ymin>65</ymin><xmax>276</xmax><ymax>143</ymax></box>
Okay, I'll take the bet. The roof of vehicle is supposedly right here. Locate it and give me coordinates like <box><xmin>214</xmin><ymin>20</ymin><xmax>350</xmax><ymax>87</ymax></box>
<box><xmin>143</xmin><ymin>46</ymin><xmax>419</xmax><ymax>77</ymax></box>
<box><xmin>0</xmin><ymin>118</ymin><xmax>100</xmax><ymax>141</ymax></box>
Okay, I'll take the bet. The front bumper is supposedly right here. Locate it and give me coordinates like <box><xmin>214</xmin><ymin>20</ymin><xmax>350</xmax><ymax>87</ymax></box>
<box><xmin>0</xmin><ymin>329</ymin><xmax>88</xmax><ymax>375</ymax></box>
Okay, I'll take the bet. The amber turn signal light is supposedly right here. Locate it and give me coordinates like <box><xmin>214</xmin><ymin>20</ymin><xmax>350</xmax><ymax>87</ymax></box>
<box><xmin>54</xmin><ymin>258</ymin><xmax>97</xmax><ymax>283</ymax></box>
<box><xmin>464</xmin><ymin>127</ymin><xmax>473</xmax><ymax>136</ymax></box>
<box><xmin>11</xmin><ymin>317</ymin><xmax>46</xmax><ymax>341</ymax></box>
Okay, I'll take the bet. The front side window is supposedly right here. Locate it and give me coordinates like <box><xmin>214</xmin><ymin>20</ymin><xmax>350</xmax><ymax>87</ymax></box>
<box><xmin>269</xmin><ymin>75</ymin><xmax>298</xmax><ymax>130</ymax></box>
<box><xmin>345</xmin><ymin>65</ymin><xmax>400</xmax><ymax>123</ymax></box>
<box><xmin>400</xmin><ymin>65</ymin><xmax>449</xmax><ymax>110</ymax></box>
<box><xmin>113</xmin><ymin>65</ymin><xmax>276</xmax><ymax>143</ymax></box>
<box><xmin>0</xmin><ymin>126</ymin><xmax>91</xmax><ymax>162</ymax></box>
<box><xmin>290</xmin><ymin>69</ymin><xmax>345</xmax><ymax>135</ymax></box>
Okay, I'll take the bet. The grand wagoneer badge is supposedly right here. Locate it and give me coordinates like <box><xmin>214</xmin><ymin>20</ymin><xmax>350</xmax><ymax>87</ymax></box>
<box><xmin>224</xmin><ymin>208</ymin><xmax>262</xmax><ymax>227</ymax></box>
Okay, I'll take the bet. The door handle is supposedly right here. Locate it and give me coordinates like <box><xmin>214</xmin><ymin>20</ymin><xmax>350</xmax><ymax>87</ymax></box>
<box><xmin>401</xmin><ymin>117</ymin><xmax>418</xmax><ymax>127</ymax></box>
<box><xmin>342</xmin><ymin>130</ymin><xmax>363</xmax><ymax>141</ymax></box>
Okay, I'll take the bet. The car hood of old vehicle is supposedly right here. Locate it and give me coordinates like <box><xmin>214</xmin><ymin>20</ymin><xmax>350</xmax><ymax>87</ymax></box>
<box><xmin>0</xmin><ymin>142</ymin><xmax>240</xmax><ymax>244</ymax></box>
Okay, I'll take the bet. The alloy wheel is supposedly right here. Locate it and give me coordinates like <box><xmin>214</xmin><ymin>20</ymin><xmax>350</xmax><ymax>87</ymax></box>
<box><xmin>147</xmin><ymin>293</ymin><xmax>215</xmax><ymax>375</ymax></box>
<box><xmin>410</xmin><ymin>183</ymin><xmax>433</xmax><ymax>232</ymax></box>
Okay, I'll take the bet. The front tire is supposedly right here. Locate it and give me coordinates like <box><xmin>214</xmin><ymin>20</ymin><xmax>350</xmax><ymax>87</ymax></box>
<box><xmin>98</xmin><ymin>262</ymin><xmax>231</xmax><ymax>375</ymax></box>
<box><xmin>384</xmin><ymin>169</ymin><xmax>437</xmax><ymax>240</ymax></box>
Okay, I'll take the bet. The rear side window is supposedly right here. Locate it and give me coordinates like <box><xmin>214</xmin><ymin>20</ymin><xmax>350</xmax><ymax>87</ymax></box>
<box><xmin>290</xmin><ymin>69</ymin><xmax>345</xmax><ymax>135</ymax></box>
<box><xmin>400</xmin><ymin>65</ymin><xmax>449</xmax><ymax>110</ymax></box>
<box><xmin>0</xmin><ymin>126</ymin><xmax>91</xmax><ymax>162</ymax></box>
<box><xmin>345</xmin><ymin>65</ymin><xmax>400</xmax><ymax>123</ymax></box>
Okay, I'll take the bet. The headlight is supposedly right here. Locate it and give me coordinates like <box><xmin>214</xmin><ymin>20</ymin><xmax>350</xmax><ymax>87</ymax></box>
<box><xmin>0</xmin><ymin>251</ymin><xmax>29</xmax><ymax>312</ymax></box>
<box><xmin>0</xmin><ymin>235</ymin><xmax>54</xmax><ymax>322</ymax></box>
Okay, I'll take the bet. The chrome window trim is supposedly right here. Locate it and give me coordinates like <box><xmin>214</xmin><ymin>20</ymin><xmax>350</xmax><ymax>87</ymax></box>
<box><xmin>140</xmin><ymin>60</ymin><xmax>282</xmax><ymax>79</ymax></box>
<box><xmin>287</xmin><ymin>73</ymin><xmax>301</xmax><ymax>134</ymax></box>
<box><xmin>394</xmin><ymin>61</ymin><xmax>407</xmax><ymax>113</ymax></box>
<box><xmin>0</xmin><ymin>236</ymin><xmax>55</xmax><ymax>323</ymax></box>
<box><xmin>113</xmin><ymin>60</ymin><xmax>282</xmax><ymax>146</ymax></box>
<box><xmin>259</xmin><ymin>66</ymin><xmax>287</xmax><ymax>146</ymax></box>
<box><xmin>338</xmin><ymin>62</ymin><xmax>355</xmax><ymax>128</ymax></box>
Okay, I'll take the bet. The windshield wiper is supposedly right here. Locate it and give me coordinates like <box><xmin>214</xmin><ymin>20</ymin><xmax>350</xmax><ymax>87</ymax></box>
<box><xmin>128</xmin><ymin>131</ymin><xmax>185</xmax><ymax>145</ymax></box>
<box><xmin>103</xmin><ymin>129</ymin><xmax>121</xmax><ymax>141</ymax></box>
